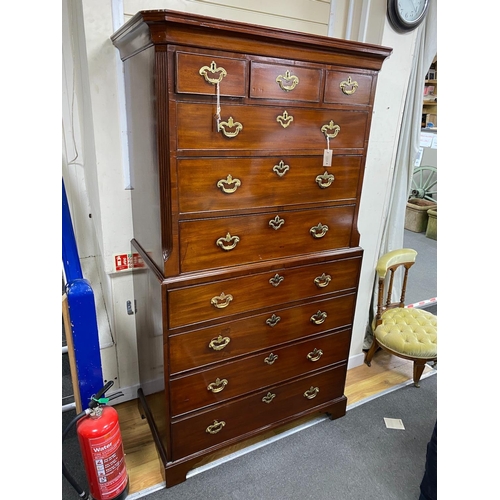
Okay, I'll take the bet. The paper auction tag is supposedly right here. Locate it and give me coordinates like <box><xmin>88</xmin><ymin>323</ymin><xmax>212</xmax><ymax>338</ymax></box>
<box><xmin>323</xmin><ymin>149</ymin><xmax>332</xmax><ymax>167</ymax></box>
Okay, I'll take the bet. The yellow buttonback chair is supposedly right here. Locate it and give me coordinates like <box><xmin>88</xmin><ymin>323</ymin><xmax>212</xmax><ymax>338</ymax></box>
<box><xmin>364</xmin><ymin>248</ymin><xmax>437</xmax><ymax>387</ymax></box>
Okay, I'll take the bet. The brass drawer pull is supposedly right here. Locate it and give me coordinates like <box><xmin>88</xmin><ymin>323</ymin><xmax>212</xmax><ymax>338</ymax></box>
<box><xmin>264</xmin><ymin>353</ymin><xmax>278</xmax><ymax>365</ymax></box>
<box><xmin>310</xmin><ymin>310</ymin><xmax>327</xmax><ymax>325</ymax></box>
<box><xmin>304</xmin><ymin>386</ymin><xmax>320</xmax><ymax>399</ymax></box>
<box><xmin>314</xmin><ymin>273</ymin><xmax>332</xmax><ymax>288</ymax></box>
<box><xmin>272</xmin><ymin>160</ymin><xmax>290</xmax><ymax>177</ymax></box>
<box><xmin>262</xmin><ymin>392</ymin><xmax>276</xmax><ymax>404</ymax></box>
<box><xmin>315</xmin><ymin>171</ymin><xmax>335</xmax><ymax>189</ymax></box>
<box><xmin>265</xmin><ymin>314</ymin><xmax>281</xmax><ymax>327</ymax></box>
<box><xmin>269</xmin><ymin>215</ymin><xmax>285</xmax><ymax>230</ymax></box>
<box><xmin>310</xmin><ymin>223</ymin><xmax>329</xmax><ymax>239</ymax></box>
<box><xmin>218</xmin><ymin>117</ymin><xmax>243</xmax><ymax>138</ymax></box>
<box><xmin>216</xmin><ymin>232</ymin><xmax>240</xmax><ymax>251</ymax></box>
<box><xmin>207</xmin><ymin>377</ymin><xmax>228</xmax><ymax>393</ymax></box>
<box><xmin>275</xmin><ymin>70</ymin><xmax>300</xmax><ymax>92</ymax></box>
<box><xmin>217</xmin><ymin>174</ymin><xmax>241</xmax><ymax>194</ymax></box>
<box><xmin>199</xmin><ymin>61</ymin><xmax>227</xmax><ymax>85</ymax></box>
<box><xmin>211</xmin><ymin>292</ymin><xmax>233</xmax><ymax>309</ymax></box>
<box><xmin>209</xmin><ymin>334</ymin><xmax>231</xmax><ymax>351</ymax></box>
<box><xmin>269</xmin><ymin>274</ymin><xmax>284</xmax><ymax>287</ymax></box>
<box><xmin>277</xmin><ymin>110</ymin><xmax>294</xmax><ymax>129</ymax></box>
<box><xmin>340</xmin><ymin>76</ymin><xmax>358</xmax><ymax>95</ymax></box>
<box><xmin>307</xmin><ymin>348</ymin><xmax>324</xmax><ymax>362</ymax></box>
<box><xmin>206</xmin><ymin>420</ymin><xmax>226</xmax><ymax>434</ymax></box>
<box><xmin>320</xmin><ymin>120</ymin><xmax>340</xmax><ymax>139</ymax></box>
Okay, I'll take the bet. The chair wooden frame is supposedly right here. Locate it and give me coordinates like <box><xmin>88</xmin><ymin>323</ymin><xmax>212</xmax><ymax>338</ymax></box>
<box><xmin>364</xmin><ymin>249</ymin><xmax>437</xmax><ymax>387</ymax></box>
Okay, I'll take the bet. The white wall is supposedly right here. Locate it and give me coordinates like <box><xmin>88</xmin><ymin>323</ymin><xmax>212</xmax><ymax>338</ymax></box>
<box><xmin>62</xmin><ymin>0</ymin><xmax>418</xmax><ymax>402</ymax></box>
<box><xmin>351</xmin><ymin>19</ymin><xmax>418</xmax><ymax>366</ymax></box>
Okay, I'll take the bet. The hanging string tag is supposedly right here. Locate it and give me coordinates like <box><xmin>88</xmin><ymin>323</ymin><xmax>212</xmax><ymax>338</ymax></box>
<box><xmin>215</xmin><ymin>81</ymin><xmax>221</xmax><ymax>131</ymax></box>
<box><xmin>323</xmin><ymin>136</ymin><xmax>332</xmax><ymax>167</ymax></box>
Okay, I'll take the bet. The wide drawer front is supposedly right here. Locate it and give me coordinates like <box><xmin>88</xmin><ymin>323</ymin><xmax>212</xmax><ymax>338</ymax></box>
<box><xmin>176</xmin><ymin>103</ymin><xmax>368</xmax><ymax>152</ymax></box>
<box><xmin>178</xmin><ymin>205</ymin><xmax>355</xmax><ymax>273</ymax></box>
<box><xmin>176</xmin><ymin>51</ymin><xmax>248</xmax><ymax>97</ymax></box>
<box><xmin>170</xmin><ymin>329</ymin><xmax>350</xmax><ymax>417</ymax></box>
<box><xmin>168</xmin><ymin>255</ymin><xmax>361</xmax><ymax>328</ymax></box>
<box><xmin>169</xmin><ymin>293</ymin><xmax>356</xmax><ymax>374</ymax></box>
<box><xmin>177</xmin><ymin>155</ymin><xmax>362</xmax><ymax>215</ymax></box>
<box><xmin>171</xmin><ymin>363</ymin><xmax>347</xmax><ymax>459</ymax></box>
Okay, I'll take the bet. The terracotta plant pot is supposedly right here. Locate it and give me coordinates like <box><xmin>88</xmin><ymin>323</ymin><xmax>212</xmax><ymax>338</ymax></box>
<box><xmin>405</xmin><ymin>198</ymin><xmax>437</xmax><ymax>233</ymax></box>
<box><xmin>426</xmin><ymin>208</ymin><xmax>437</xmax><ymax>240</ymax></box>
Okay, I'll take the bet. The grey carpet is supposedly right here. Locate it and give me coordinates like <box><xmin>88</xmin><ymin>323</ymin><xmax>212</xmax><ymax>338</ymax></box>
<box><xmin>63</xmin><ymin>374</ymin><xmax>437</xmax><ymax>500</ymax></box>
<box><xmin>422</xmin><ymin>304</ymin><xmax>436</xmax><ymax>315</ymax></box>
<box><xmin>403</xmin><ymin>229</ymin><xmax>437</xmax><ymax>306</ymax></box>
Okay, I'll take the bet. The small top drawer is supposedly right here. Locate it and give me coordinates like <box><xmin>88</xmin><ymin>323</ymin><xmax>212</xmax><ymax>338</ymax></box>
<box><xmin>176</xmin><ymin>51</ymin><xmax>248</xmax><ymax>97</ymax></box>
<box><xmin>324</xmin><ymin>70</ymin><xmax>373</xmax><ymax>106</ymax></box>
<box><xmin>250</xmin><ymin>62</ymin><xmax>321</xmax><ymax>102</ymax></box>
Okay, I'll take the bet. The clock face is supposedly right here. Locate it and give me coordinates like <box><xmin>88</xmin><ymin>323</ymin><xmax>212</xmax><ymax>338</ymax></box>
<box><xmin>388</xmin><ymin>0</ymin><xmax>429</xmax><ymax>32</ymax></box>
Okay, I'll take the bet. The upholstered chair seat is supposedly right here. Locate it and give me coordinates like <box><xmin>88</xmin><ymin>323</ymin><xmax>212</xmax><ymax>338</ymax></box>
<box><xmin>365</xmin><ymin>248</ymin><xmax>437</xmax><ymax>387</ymax></box>
<box><xmin>375</xmin><ymin>308</ymin><xmax>437</xmax><ymax>358</ymax></box>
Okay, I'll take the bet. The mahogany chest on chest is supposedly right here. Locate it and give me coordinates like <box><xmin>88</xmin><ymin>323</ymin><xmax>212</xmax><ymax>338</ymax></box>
<box><xmin>111</xmin><ymin>10</ymin><xmax>391</xmax><ymax>487</ymax></box>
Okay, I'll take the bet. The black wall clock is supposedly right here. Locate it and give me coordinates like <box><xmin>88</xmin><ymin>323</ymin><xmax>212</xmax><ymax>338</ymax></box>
<box><xmin>387</xmin><ymin>0</ymin><xmax>430</xmax><ymax>33</ymax></box>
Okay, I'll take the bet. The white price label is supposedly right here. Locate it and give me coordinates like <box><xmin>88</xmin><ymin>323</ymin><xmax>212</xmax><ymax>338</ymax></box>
<box><xmin>323</xmin><ymin>149</ymin><xmax>332</xmax><ymax>167</ymax></box>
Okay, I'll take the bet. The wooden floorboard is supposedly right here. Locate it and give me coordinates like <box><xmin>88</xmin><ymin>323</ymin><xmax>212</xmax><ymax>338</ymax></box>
<box><xmin>116</xmin><ymin>352</ymin><xmax>434</xmax><ymax>495</ymax></box>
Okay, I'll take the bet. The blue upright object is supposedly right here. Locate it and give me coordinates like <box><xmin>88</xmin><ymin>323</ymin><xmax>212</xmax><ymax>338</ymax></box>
<box><xmin>62</xmin><ymin>179</ymin><xmax>104</xmax><ymax>408</ymax></box>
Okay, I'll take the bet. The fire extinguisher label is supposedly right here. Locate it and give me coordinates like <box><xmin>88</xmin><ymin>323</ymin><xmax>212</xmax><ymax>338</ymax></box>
<box><xmin>88</xmin><ymin>421</ymin><xmax>128</xmax><ymax>500</ymax></box>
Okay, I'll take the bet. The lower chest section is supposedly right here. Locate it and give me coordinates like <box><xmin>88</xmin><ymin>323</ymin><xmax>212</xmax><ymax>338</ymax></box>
<box><xmin>164</xmin><ymin>253</ymin><xmax>360</xmax><ymax>459</ymax></box>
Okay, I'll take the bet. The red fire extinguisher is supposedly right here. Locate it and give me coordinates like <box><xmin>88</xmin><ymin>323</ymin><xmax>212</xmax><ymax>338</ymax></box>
<box><xmin>63</xmin><ymin>381</ymin><xmax>129</xmax><ymax>500</ymax></box>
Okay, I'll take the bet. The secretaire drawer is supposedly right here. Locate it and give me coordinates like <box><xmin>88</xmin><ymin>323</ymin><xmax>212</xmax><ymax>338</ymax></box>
<box><xmin>177</xmin><ymin>155</ymin><xmax>362</xmax><ymax>215</ymax></box>
<box><xmin>249</xmin><ymin>61</ymin><xmax>321</xmax><ymax>102</ymax></box>
<box><xmin>178</xmin><ymin>205</ymin><xmax>355</xmax><ymax>273</ymax></box>
<box><xmin>324</xmin><ymin>70</ymin><xmax>373</xmax><ymax>106</ymax></box>
<box><xmin>169</xmin><ymin>329</ymin><xmax>350</xmax><ymax>416</ymax></box>
<box><xmin>176</xmin><ymin>102</ymin><xmax>368</xmax><ymax>152</ymax></box>
<box><xmin>176</xmin><ymin>51</ymin><xmax>247</xmax><ymax>97</ymax></box>
<box><xmin>171</xmin><ymin>363</ymin><xmax>347</xmax><ymax>459</ymax></box>
<box><xmin>169</xmin><ymin>294</ymin><xmax>357</xmax><ymax>374</ymax></box>
<box><xmin>168</xmin><ymin>255</ymin><xmax>361</xmax><ymax>328</ymax></box>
